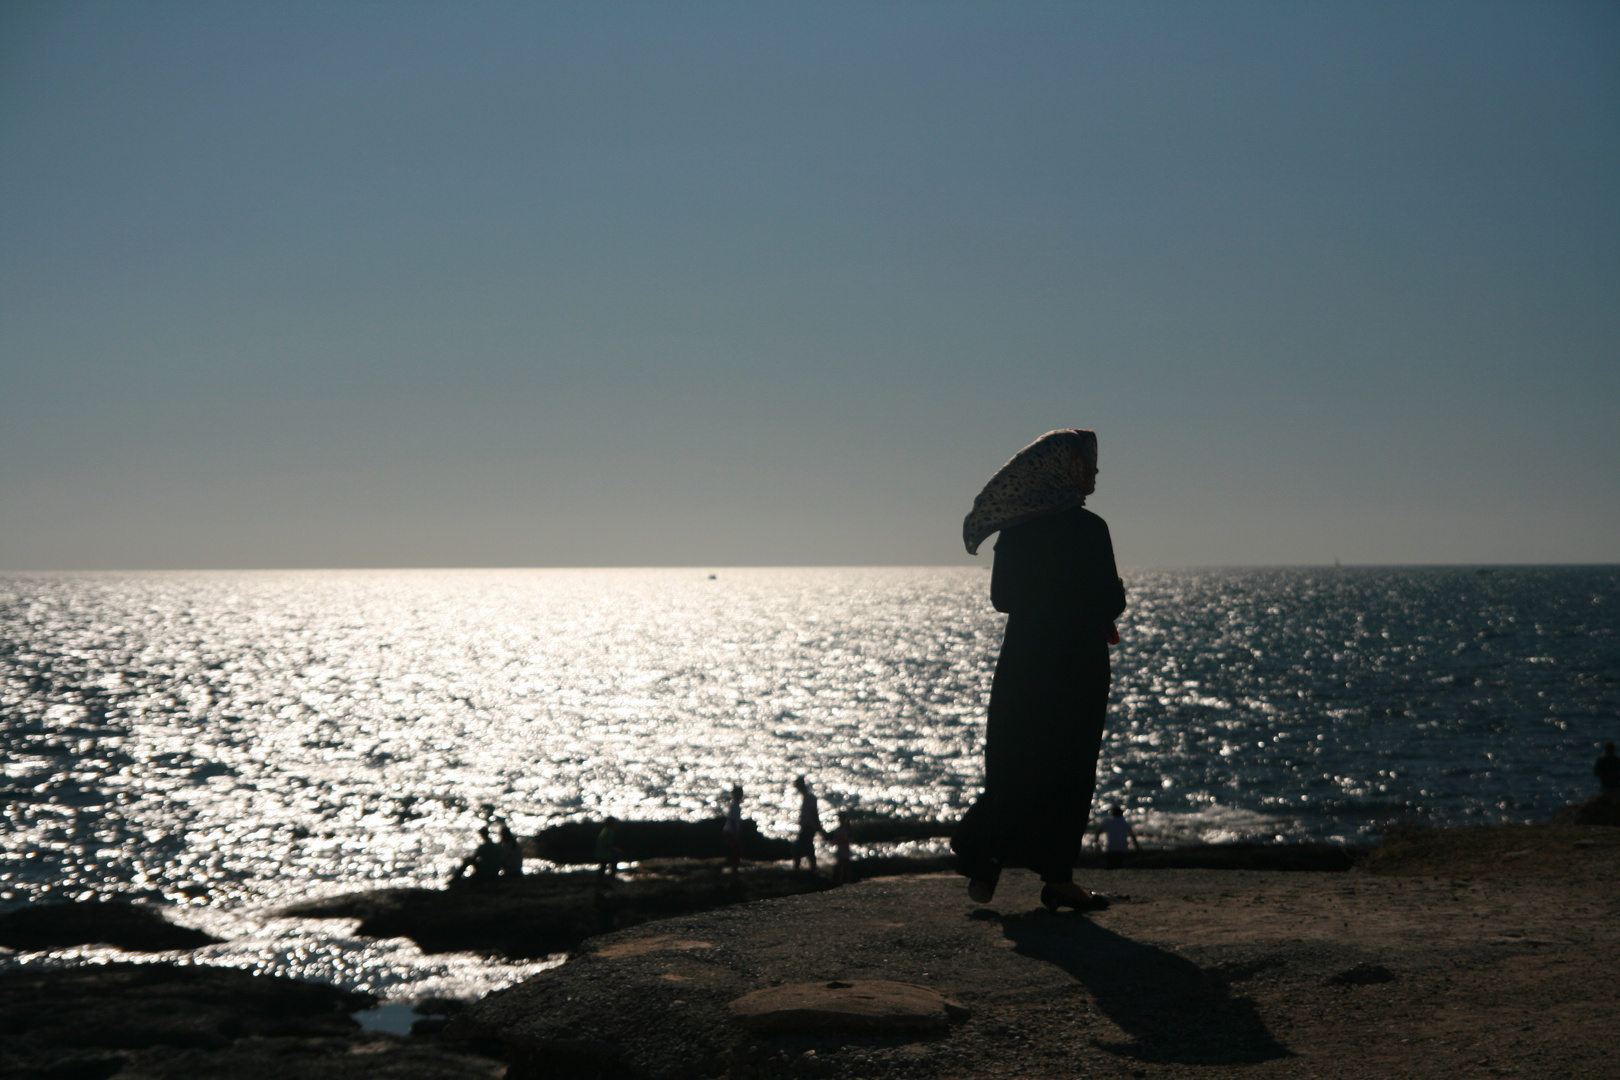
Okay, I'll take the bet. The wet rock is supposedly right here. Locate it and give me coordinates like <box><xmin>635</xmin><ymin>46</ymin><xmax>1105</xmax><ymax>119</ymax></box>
<box><xmin>407</xmin><ymin>994</ymin><xmax>475</xmax><ymax>1039</ymax></box>
<box><xmin>1549</xmin><ymin>793</ymin><xmax>1620</xmax><ymax>828</ymax></box>
<box><xmin>531</xmin><ymin>815</ymin><xmax>982</xmax><ymax>863</ymax></box>
<box><xmin>0</xmin><ymin>964</ymin><xmax>502</xmax><ymax>1080</ymax></box>
<box><xmin>729</xmin><ymin>980</ymin><xmax>969</xmax><ymax>1034</ymax></box>
<box><xmin>0</xmin><ymin>962</ymin><xmax>364</xmax><ymax>1077</ymax></box>
<box><xmin>0</xmin><ymin>900</ymin><xmax>221</xmax><ymax>952</ymax></box>
<box><xmin>531</xmin><ymin>819</ymin><xmax>1360</xmax><ymax>873</ymax></box>
<box><xmin>281</xmin><ymin>862</ymin><xmax>846</xmax><ymax>958</ymax></box>
<box><xmin>531</xmin><ymin>817</ymin><xmax>791</xmax><ymax>863</ymax></box>
<box><xmin>282</xmin><ymin>856</ymin><xmax>978</xmax><ymax>963</ymax></box>
<box><xmin>0</xmin><ymin>962</ymin><xmax>373</xmax><ymax>1049</ymax></box>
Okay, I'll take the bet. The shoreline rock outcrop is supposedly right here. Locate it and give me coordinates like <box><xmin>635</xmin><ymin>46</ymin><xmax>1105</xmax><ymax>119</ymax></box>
<box><xmin>531</xmin><ymin>816</ymin><xmax>791</xmax><ymax>863</ymax></box>
<box><xmin>1549</xmin><ymin>791</ymin><xmax>1620</xmax><ymax>828</ymax></box>
<box><xmin>279</xmin><ymin>860</ymin><xmax>872</xmax><ymax>958</ymax></box>
<box><xmin>0</xmin><ymin>961</ymin><xmax>506</xmax><ymax>1079</ymax></box>
<box><xmin>527</xmin><ymin>814</ymin><xmax>959</xmax><ymax>865</ymax></box>
<box><xmin>445</xmin><ymin>826</ymin><xmax>1620</xmax><ymax>1080</ymax></box>
<box><xmin>0</xmin><ymin>900</ymin><xmax>221</xmax><ymax>953</ymax></box>
<box><xmin>279</xmin><ymin>843</ymin><xmax>1357</xmax><ymax>962</ymax></box>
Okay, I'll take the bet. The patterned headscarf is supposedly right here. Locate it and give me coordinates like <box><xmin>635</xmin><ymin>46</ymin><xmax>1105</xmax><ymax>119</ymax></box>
<box><xmin>961</xmin><ymin>429</ymin><xmax>1097</xmax><ymax>555</ymax></box>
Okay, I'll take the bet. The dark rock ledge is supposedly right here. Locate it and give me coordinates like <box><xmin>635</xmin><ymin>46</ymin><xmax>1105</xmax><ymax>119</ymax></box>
<box><xmin>276</xmin><ymin>844</ymin><xmax>1355</xmax><ymax>962</ymax></box>
<box><xmin>0</xmin><ymin>900</ymin><xmax>221</xmax><ymax>953</ymax></box>
<box><xmin>529</xmin><ymin>815</ymin><xmax>956</xmax><ymax>865</ymax></box>
<box><xmin>0</xmin><ymin>843</ymin><xmax>1354</xmax><ymax>962</ymax></box>
<box><xmin>0</xmin><ymin>962</ymin><xmax>503</xmax><ymax>1080</ymax></box>
<box><xmin>279</xmin><ymin>857</ymin><xmax>955</xmax><ymax>959</ymax></box>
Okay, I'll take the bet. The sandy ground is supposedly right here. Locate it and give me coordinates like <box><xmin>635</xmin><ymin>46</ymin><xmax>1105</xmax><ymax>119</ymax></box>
<box><xmin>454</xmin><ymin>825</ymin><xmax>1620</xmax><ymax>1080</ymax></box>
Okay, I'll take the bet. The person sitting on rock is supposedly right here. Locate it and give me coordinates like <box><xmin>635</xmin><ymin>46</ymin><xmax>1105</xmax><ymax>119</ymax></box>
<box><xmin>450</xmin><ymin>826</ymin><xmax>505</xmax><ymax>885</ymax></box>
<box><xmin>1597</xmin><ymin>742</ymin><xmax>1620</xmax><ymax>794</ymax></box>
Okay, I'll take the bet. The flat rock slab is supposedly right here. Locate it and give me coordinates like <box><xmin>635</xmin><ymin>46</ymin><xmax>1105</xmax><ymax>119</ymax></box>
<box><xmin>730</xmin><ymin>980</ymin><xmax>968</xmax><ymax>1033</ymax></box>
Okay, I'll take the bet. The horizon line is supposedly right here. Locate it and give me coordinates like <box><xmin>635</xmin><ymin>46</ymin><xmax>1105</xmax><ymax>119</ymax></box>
<box><xmin>3</xmin><ymin>562</ymin><xmax>1615</xmax><ymax>575</ymax></box>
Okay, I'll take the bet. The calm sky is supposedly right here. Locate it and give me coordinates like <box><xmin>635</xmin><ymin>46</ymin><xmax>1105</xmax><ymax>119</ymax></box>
<box><xmin>3</xmin><ymin>2</ymin><xmax>1616</xmax><ymax>570</ymax></box>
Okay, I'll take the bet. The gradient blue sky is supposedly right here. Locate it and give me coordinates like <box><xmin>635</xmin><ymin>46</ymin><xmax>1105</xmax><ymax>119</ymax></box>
<box><xmin>3</xmin><ymin>2</ymin><xmax>1616</xmax><ymax>569</ymax></box>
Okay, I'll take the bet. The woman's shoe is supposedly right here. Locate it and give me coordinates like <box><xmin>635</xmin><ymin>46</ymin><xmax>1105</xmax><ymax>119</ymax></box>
<box><xmin>1041</xmin><ymin>883</ymin><xmax>1109</xmax><ymax>912</ymax></box>
<box><xmin>967</xmin><ymin>864</ymin><xmax>1001</xmax><ymax>904</ymax></box>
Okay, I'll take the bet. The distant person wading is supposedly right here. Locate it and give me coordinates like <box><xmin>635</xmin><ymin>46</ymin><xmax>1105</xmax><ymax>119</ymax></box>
<box><xmin>952</xmin><ymin>429</ymin><xmax>1126</xmax><ymax>913</ymax></box>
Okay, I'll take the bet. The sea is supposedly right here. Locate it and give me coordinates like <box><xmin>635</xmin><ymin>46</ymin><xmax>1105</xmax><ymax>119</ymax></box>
<box><xmin>2</xmin><ymin>566</ymin><xmax>1615</xmax><ymax>1004</ymax></box>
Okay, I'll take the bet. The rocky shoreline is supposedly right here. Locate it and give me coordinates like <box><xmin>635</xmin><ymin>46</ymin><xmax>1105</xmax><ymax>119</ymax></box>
<box><xmin>3</xmin><ymin>811</ymin><xmax>1616</xmax><ymax>1079</ymax></box>
<box><xmin>271</xmin><ymin>845</ymin><xmax>1354</xmax><ymax>962</ymax></box>
<box><xmin>449</xmin><ymin>819</ymin><xmax>1620</xmax><ymax>1080</ymax></box>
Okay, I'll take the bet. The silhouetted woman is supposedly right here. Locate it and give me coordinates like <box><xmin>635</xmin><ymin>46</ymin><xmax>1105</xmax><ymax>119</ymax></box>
<box><xmin>952</xmin><ymin>429</ymin><xmax>1126</xmax><ymax>911</ymax></box>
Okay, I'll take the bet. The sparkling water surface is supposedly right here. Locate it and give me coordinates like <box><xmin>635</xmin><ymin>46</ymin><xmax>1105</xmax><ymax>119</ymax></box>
<box><xmin>2</xmin><ymin>566</ymin><xmax>1615</xmax><ymax>999</ymax></box>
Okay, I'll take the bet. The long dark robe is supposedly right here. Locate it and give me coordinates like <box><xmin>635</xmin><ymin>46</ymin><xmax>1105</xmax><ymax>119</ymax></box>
<box><xmin>952</xmin><ymin>504</ymin><xmax>1126</xmax><ymax>883</ymax></box>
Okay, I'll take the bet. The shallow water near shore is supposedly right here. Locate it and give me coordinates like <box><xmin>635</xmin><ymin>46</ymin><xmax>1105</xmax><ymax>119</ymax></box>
<box><xmin>2</xmin><ymin>565</ymin><xmax>1615</xmax><ymax>999</ymax></box>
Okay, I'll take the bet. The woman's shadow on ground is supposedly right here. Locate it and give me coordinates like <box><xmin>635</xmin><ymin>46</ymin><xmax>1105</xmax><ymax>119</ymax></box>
<box><xmin>993</xmin><ymin>910</ymin><xmax>1292</xmax><ymax>1065</ymax></box>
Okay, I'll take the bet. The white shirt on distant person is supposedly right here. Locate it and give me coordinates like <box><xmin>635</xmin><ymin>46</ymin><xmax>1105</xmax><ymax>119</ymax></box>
<box><xmin>1101</xmin><ymin>815</ymin><xmax>1135</xmax><ymax>852</ymax></box>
